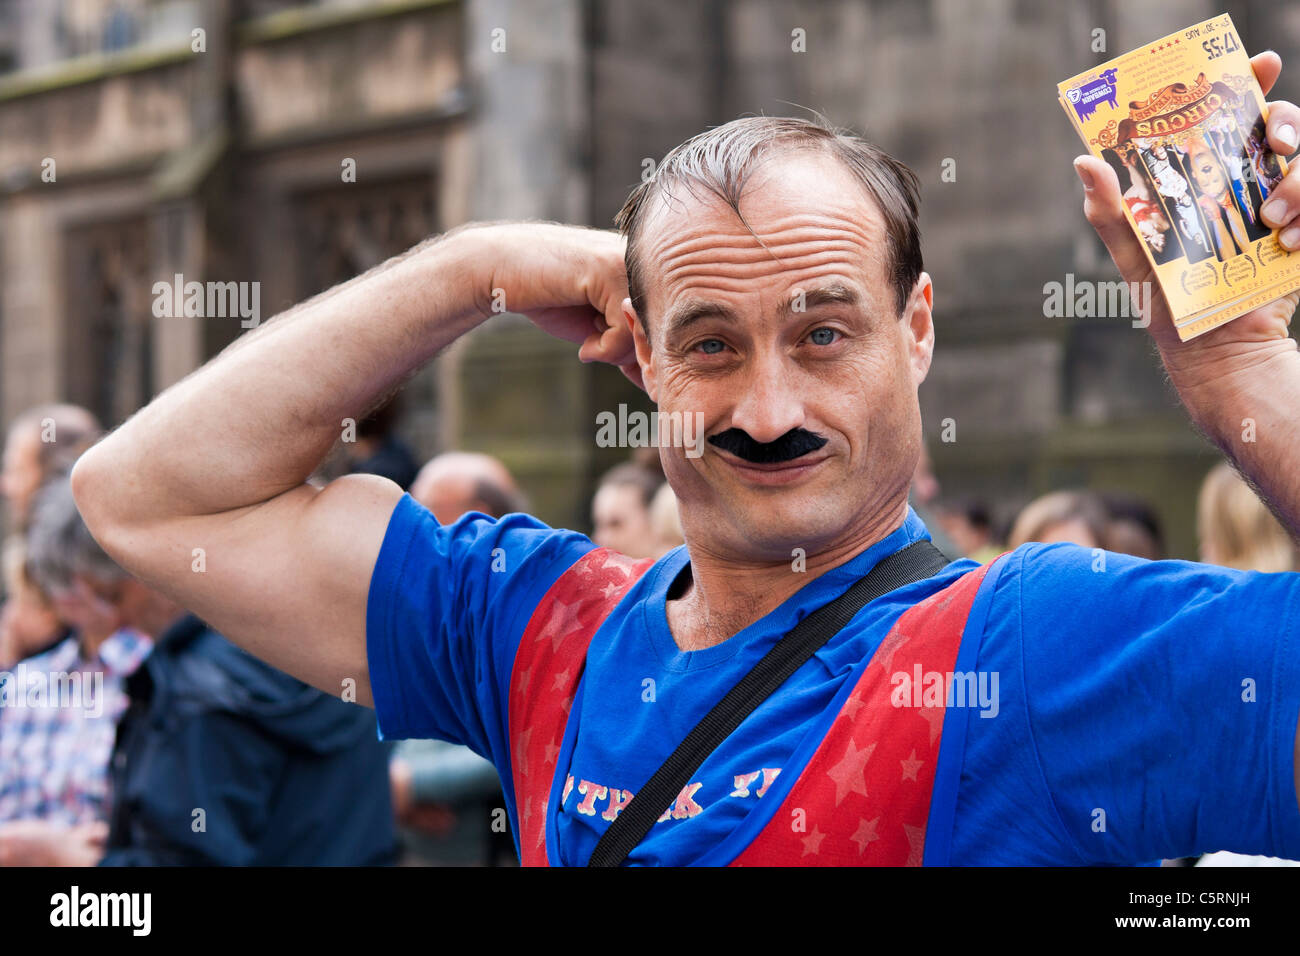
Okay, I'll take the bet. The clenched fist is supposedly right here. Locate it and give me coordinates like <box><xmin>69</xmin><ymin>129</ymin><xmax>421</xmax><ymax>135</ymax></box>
<box><xmin>452</xmin><ymin>222</ymin><xmax>644</xmax><ymax>390</ymax></box>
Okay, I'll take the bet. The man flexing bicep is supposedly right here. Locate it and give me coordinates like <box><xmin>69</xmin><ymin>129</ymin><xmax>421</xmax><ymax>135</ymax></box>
<box><xmin>72</xmin><ymin>223</ymin><xmax>638</xmax><ymax>704</ymax></box>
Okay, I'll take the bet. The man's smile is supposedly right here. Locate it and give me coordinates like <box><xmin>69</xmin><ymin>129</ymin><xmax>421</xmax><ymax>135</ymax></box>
<box><xmin>711</xmin><ymin>445</ymin><xmax>833</xmax><ymax>486</ymax></box>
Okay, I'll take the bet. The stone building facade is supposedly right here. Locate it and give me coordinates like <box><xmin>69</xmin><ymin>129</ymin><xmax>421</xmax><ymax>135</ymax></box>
<box><xmin>2</xmin><ymin>0</ymin><xmax>1298</xmax><ymax>553</ymax></box>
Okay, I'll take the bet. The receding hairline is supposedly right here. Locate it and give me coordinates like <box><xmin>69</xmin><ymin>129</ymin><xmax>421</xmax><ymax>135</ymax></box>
<box><xmin>616</xmin><ymin>117</ymin><xmax>922</xmax><ymax>337</ymax></box>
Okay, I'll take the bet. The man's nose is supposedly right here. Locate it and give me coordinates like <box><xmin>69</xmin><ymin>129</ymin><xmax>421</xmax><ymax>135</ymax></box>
<box><xmin>729</xmin><ymin>351</ymin><xmax>806</xmax><ymax>445</ymax></box>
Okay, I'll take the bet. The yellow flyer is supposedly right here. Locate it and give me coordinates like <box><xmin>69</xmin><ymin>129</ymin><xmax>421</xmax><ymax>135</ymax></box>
<box><xmin>1058</xmin><ymin>13</ymin><xmax>1299</xmax><ymax>340</ymax></box>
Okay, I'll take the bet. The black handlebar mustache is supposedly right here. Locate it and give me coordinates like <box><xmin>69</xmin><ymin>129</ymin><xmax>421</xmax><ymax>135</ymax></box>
<box><xmin>707</xmin><ymin>428</ymin><xmax>828</xmax><ymax>464</ymax></box>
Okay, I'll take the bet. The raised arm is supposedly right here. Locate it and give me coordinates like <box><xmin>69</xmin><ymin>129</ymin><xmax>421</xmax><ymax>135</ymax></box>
<box><xmin>71</xmin><ymin>223</ymin><xmax>636</xmax><ymax>705</ymax></box>
<box><xmin>1074</xmin><ymin>51</ymin><xmax>1300</xmax><ymax>814</ymax></box>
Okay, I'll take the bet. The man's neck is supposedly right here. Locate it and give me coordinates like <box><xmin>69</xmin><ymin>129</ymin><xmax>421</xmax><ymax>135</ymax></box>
<box><xmin>665</xmin><ymin>500</ymin><xmax>911</xmax><ymax>652</ymax></box>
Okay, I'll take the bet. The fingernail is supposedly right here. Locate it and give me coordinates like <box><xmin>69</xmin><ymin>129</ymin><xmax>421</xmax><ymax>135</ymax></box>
<box><xmin>1263</xmin><ymin>197</ymin><xmax>1289</xmax><ymax>225</ymax></box>
<box><xmin>1280</xmin><ymin>225</ymin><xmax>1300</xmax><ymax>249</ymax></box>
<box><xmin>1074</xmin><ymin>158</ymin><xmax>1095</xmax><ymax>191</ymax></box>
<box><xmin>1276</xmin><ymin>123</ymin><xmax>1298</xmax><ymax>152</ymax></box>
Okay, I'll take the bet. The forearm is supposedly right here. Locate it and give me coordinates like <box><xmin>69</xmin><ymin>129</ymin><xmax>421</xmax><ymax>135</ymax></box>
<box><xmin>1163</xmin><ymin>335</ymin><xmax>1300</xmax><ymax>536</ymax></box>
<box><xmin>76</xmin><ymin>229</ymin><xmax>488</xmax><ymax>525</ymax></box>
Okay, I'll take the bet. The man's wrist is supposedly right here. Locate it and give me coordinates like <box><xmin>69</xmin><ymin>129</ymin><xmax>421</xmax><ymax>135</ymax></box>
<box><xmin>410</xmin><ymin>225</ymin><xmax>499</xmax><ymax>327</ymax></box>
<box><xmin>1160</xmin><ymin>338</ymin><xmax>1296</xmax><ymax>447</ymax></box>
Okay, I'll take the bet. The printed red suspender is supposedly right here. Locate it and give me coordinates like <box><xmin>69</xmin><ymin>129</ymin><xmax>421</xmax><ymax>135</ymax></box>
<box><xmin>507</xmin><ymin>548</ymin><xmax>994</xmax><ymax>866</ymax></box>
<box><xmin>508</xmin><ymin>548</ymin><xmax>655</xmax><ymax>865</ymax></box>
<box><xmin>729</xmin><ymin>561</ymin><xmax>991</xmax><ymax>865</ymax></box>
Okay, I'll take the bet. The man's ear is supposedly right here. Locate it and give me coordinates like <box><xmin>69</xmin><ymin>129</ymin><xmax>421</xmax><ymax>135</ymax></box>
<box><xmin>904</xmin><ymin>273</ymin><xmax>935</xmax><ymax>387</ymax></box>
<box><xmin>624</xmin><ymin>298</ymin><xmax>659</xmax><ymax>402</ymax></box>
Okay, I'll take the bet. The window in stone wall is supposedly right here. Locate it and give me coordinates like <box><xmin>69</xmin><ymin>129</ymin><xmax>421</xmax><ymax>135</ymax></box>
<box><xmin>291</xmin><ymin>174</ymin><xmax>440</xmax><ymax>476</ymax></box>
<box><xmin>62</xmin><ymin>217</ymin><xmax>153</xmax><ymax>429</ymax></box>
<box><xmin>292</xmin><ymin>175</ymin><xmax>436</xmax><ymax>298</ymax></box>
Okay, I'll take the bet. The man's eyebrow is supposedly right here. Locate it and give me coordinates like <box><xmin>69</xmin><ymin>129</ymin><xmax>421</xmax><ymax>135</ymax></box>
<box><xmin>662</xmin><ymin>284</ymin><xmax>864</xmax><ymax>337</ymax></box>
<box><xmin>663</xmin><ymin>300</ymin><xmax>740</xmax><ymax>337</ymax></box>
<box><xmin>781</xmin><ymin>283</ymin><xmax>861</xmax><ymax>314</ymax></box>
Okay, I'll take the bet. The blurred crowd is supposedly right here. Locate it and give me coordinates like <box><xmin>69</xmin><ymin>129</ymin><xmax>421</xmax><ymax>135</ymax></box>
<box><xmin>1</xmin><ymin>401</ymin><xmax>1296</xmax><ymax>866</ymax></box>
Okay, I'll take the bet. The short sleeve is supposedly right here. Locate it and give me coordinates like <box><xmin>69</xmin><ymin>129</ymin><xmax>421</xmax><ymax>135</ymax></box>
<box><xmin>365</xmin><ymin>494</ymin><xmax>595</xmax><ymax>762</ymax></box>
<box><xmin>1005</xmin><ymin>543</ymin><xmax>1300</xmax><ymax>863</ymax></box>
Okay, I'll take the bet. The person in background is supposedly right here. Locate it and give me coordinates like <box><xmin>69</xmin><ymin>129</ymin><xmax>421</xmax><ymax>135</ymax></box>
<box><xmin>393</xmin><ymin>451</ymin><xmax>525</xmax><ymax>865</ymax></box>
<box><xmin>0</xmin><ymin>480</ymin><xmax>150</xmax><ymax>866</ymax></box>
<box><xmin>591</xmin><ymin>462</ymin><xmax>663</xmax><ymax>559</ymax></box>
<box><xmin>0</xmin><ymin>537</ymin><xmax>66</xmax><ymax>669</ymax></box>
<box><xmin>1194</xmin><ymin>460</ymin><xmax>1299</xmax><ymax>867</ymax></box>
<box><xmin>1197</xmin><ymin>461</ymin><xmax>1296</xmax><ymax>573</ymax></box>
<box><xmin>1</xmin><ymin>405</ymin><xmax>101</xmax><ymax>533</ymax></box>
<box><xmin>649</xmin><ymin>481</ymin><xmax>685</xmax><ymax>557</ymax></box>
<box><xmin>935</xmin><ymin>498</ymin><xmax>1001</xmax><ymax>563</ymax></box>
<box><xmin>1007</xmin><ymin>489</ymin><xmax>1110</xmax><ymax>550</ymax></box>
<box><xmin>907</xmin><ymin>443</ymin><xmax>960</xmax><ymax>558</ymax></box>
<box><xmin>14</xmin><ymin>478</ymin><xmax>396</xmax><ymax>866</ymax></box>
<box><xmin>1099</xmin><ymin>491</ymin><xmax>1166</xmax><ymax>561</ymax></box>
<box><xmin>343</xmin><ymin>395</ymin><xmax>420</xmax><ymax>491</ymax></box>
<box><xmin>0</xmin><ymin>405</ymin><xmax>101</xmax><ymax>663</ymax></box>
<box><xmin>409</xmin><ymin>451</ymin><xmax>525</xmax><ymax>525</ymax></box>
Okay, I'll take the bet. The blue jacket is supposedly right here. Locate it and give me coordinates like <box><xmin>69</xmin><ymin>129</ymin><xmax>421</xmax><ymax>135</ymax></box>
<box><xmin>101</xmin><ymin>615</ymin><xmax>395</xmax><ymax>865</ymax></box>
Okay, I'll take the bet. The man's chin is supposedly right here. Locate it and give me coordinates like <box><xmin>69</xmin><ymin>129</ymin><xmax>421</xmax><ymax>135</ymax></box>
<box><xmin>714</xmin><ymin>501</ymin><xmax>853</xmax><ymax>562</ymax></box>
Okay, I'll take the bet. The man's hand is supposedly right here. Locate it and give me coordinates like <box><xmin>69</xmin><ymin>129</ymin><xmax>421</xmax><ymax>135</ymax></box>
<box><xmin>458</xmin><ymin>223</ymin><xmax>644</xmax><ymax>390</ymax></box>
<box><xmin>0</xmin><ymin>819</ymin><xmax>107</xmax><ymax>867</ymax></box>
<box><xmin>1071</xmin><ymin>50</ymin><xmax>1300</xmax><ymax>546</ymax></box>
<box><xmin>1074</xmin><ymin>51</ymin><xmax>1300</xmax><ymax>365</ymax></box>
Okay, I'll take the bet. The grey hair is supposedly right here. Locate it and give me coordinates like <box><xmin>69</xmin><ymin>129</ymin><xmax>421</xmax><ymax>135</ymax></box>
<box><xmin>24</xmin><ymin>476</ymin><xmax>127</xmax><ymax>595</ymax></box>
<box><xmin>614</xmin><ymin>114</ymin><xmax>923</xmax><ymax>333</ymax></box>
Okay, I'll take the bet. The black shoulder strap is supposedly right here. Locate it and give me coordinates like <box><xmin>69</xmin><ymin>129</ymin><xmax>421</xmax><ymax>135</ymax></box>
<box><xmin>586</xmin><ymin>539</ymin><xmax>950</xmax><ymax>867</ymax></box>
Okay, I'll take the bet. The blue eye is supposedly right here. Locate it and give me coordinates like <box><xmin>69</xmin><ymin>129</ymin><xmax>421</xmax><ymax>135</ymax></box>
<box><xmin>809</xmin><ymin>327</ymin><xmax>839</xmax><ymax>345</ymax></box>
<box><xmin>697</xmin><ymin>339</ymin><xmax>726</xmax><ymax>354</ymax></box>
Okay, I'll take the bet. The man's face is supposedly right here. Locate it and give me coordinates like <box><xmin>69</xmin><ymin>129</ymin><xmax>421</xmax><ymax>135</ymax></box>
<box><xmin>624</xmin><ymin>150</ymin><xmax>934</xmax><ymax>562</ymax></box>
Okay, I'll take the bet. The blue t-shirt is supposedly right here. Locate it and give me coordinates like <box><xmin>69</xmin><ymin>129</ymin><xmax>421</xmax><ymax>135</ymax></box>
<box><xmin>366</xmin><ymin>493</ymin><xmax>1300</xmax><ymax>865</ymax></box>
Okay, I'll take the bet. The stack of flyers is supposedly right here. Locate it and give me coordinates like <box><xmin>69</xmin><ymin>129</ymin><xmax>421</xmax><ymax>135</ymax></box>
<box><xmin>1058</xmin><ymin>13</ymin><xmax>1300</xmax><ymax>341</ymax></box>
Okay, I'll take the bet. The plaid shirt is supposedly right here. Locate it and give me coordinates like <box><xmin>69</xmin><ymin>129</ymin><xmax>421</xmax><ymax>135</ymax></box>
<box><xmin>0</xmin><ymin>629</ymin><xmax>152</xmax><ymax>825</ymax></box>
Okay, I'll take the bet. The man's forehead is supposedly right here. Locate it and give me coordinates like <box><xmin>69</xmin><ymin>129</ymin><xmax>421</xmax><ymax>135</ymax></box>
<box><xmin>636</xmin><ymin>151</ymin><xmax>892</xmax><ymax>321</ymax></box>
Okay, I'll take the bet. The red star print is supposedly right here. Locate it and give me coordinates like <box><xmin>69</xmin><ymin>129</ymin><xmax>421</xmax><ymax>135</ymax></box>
<box><xmin>538</xmin><ymin>596</ymin><xmax>588</xmax><ymax>653</ymax></box>
<box><xmin>900</xmin><ymin>748</ymin><xmax>924</xmax><ymax>782</ymax></box>
<box><xmin>918</xmin><ymin>699</ymin><xmax>946</xmax><ymax>746</ymax></box>
<box><xmin>850</xmin><ymin>817</ymin><xmax>880</xmax><ymax>855</ymax></box>
<box><xmin>826</xmin><ymin>738</ymin><xmax>876</xmax><ymax>805</ymax></box>
<box><xmin>801</xmin><ymin>826</ymin><xmax>826</xmax><ymax>857</ymax></box>
<box><xmin>841</xmin><ymin>693</ymin><xmax>866</xmax><ymax>721</ymax></box>
<box><xmin>513</xmin><ymin>727</ymin><xmax>533</xmax><ymax>778</ymax></box>
<box><xmin>904</xmin><ymin>822</ymin><xmax>926</xmax><ymax>866</ymax></box>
